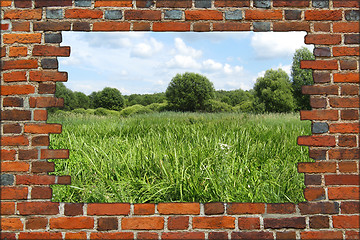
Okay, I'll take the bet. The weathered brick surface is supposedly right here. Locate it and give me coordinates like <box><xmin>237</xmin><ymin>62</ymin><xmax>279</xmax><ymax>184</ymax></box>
<box><xmin>1</xmin><ymin>0</ymin><xmax>358</xmax><ymax>238</ymax></box>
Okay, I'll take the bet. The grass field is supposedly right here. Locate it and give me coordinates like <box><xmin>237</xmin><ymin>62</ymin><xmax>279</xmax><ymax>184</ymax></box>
<box><xmin>48</xmin><ymin>111</ymin><xmax>312</xmax><ymax>203</ymax></box>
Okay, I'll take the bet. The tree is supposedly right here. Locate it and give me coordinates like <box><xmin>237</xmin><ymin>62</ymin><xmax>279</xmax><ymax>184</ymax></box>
<box><xmin>291</xmin><ymin>47</ymin><xmax>315</xmax><ymax>111</ymax></box>
<box><xmin>254</xmin><ymin>69</ymin><xmax>295</xmax><ymax>113</ymax></box>
<box><xmin>55</xmin><ymin>83</ymin><xmax>77</xmax><ymax>110</ymax></box>
<box><xmin>166</xmin><ymin>72</ymin><xmax>215</xmax><ymax>112</ymax></box>
<box><xmin>93</xmin><ymin>87</ymin><xmax>125</xmax><ymax>111</ymax></box>
<box><xmin>73</xmin><ymin>91</ymin><xmax>90</xmax><ymax>109</ymax></box>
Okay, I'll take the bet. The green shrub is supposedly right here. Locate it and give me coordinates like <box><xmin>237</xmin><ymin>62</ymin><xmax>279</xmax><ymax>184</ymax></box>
<box><xmin>204</xmin><ymin>99</ymin><xmax>233</xmax><ymax>113</ymax></box>
<box><xmin>145</xmin><ymin>102</ymin><xmax>168</xmax><ymax>112</ymax></box>
<box><xmin>72</xmin><ymin>108</ymin><xmax>87</xmax><ymax>114</ymax></box>
<box><xmin>85</xmin><ymin>109</ymin><xmax>95</xmax><ymax>115</ymax></box>
<box><xmin>94</xmin><ymin>108</ymin><xmax>110</xmax><ymax>116</ymax></box>
<box><xmin>120</xmin><ymin>104</ymin><xmax>153</xmax><ymax>117</ymax></box>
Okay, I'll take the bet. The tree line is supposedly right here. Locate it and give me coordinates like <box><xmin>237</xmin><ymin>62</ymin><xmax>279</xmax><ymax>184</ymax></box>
<box><xmin>53</xmin><ymin>47</ymin><xmax>314</xmax><ymax>115</ymax></box>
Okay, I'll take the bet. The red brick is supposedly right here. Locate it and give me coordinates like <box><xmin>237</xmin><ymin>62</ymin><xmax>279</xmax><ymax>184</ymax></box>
<box><xmin>3</xmin><ymin>33</ymin><xmax>41</xmax><ymax>44</ymax></box>
<box><xmin>34</xmin><ymin>21</ymin><xmax>71</xmax><ymax>31</ymax></box>
<box><xmin>1</xmin><ymin>47</ymin><xmax>6</xmax><ymax>57</ymax></box>
<box><xmin>237</xmin><ymin>217</ymin><xmax>260</xmax><ymax>230</ymax></box>
<box><xmin>29</xmin><ymin>97</ymin><xmax>64</xmax><ymax>108</ymax></box>
<box><xmin>1</xmin><ymin>110</ymin><xmax>31</xmax><ymax>121</ymax></box>
<box><xmin>305</xmin><ymin>10</ymin><xmax>342</xmax><ymax>21</ymax></box>
<box><xmin>58</xmin><ymin>175</ymin><xmax>71</xmax><ymax>185</ymax></box>
<box><xmin>1</xmin><ymin>23</ymin><xmax>9</xmax><ymax>30</ymax></box>
<box><xmin>1</xmin><ymin>59</ymin><xmax>38</xmax><ymax>70</ymax></box>
<box><xmin>1</xmin><ymin>186</ymin><xmax>28</xmax><ymax>200</ymax></box>
<box><xmin>341</xmin><ymin>109</ymin><xmax>359</xmax><ymax>120</ymax></box>
<box><xmin>137</xmin><ymin>232</ymin><xmax>158</xmax><ymax>240</ymax></box>
<box><xmin>302</xmin><ymin>85</ymin><xmax>338</xmax><ymax>95</ymax></box>
<box><xmin>314</xmin><ymin>22</ymin><xmax>330</xmax><ymax>32</ymax></box>
<box><xmin>333</xmin><ymin>46</ymin><xmax>360</xmax><ymax>56</ymax></box>
<box><xmin>227</xmin><ymin>203</ymin><xmax>265</xmax><ymax>214</ymax></box>
<box><xmin>346</xmin><ymin>231</ymin><xmax>360</xmax><ymax>240</ymax></box>
<box><xmin>30</xmin><ymin>71</ymin><xmax>67</xmax><ymax>82</ymax></box>
<box><xmin>245</xmin><ymin>9</ymin><xmax>283</xmax><ymax>20</ymax></box>
<box><xmin>301</xmin><ymin>60</ymin><xmax>338</xmax><ymax>70</ymax></box>
<box><xmin>133</xmin><ymin>22</ymin><xmax>151</xmax><ymax>31</ymax></box>
<box><xmin>341</xmin><ymin>201</ymin><xmax>360</xmax><ymax>214</ymax></box>
<box><xmin>328</xmin><ymin>187</ymin><xmax>360</xmax><ymax>200</ymax></box>
<box><xmin>65</xmin><ymin>232</ymin><xmax>87</xmax><ymax>240</ymax></box>
<box><xmin>305</xmin><ymin>174</ymin><xmax>322</xmax><ymax>185</ymax></box>
<box><xmin>18</xmin><ymin>232</ymin><xmax>62</xmax><ymax>240</ymax></box>
<box><xmin>338</xmin><ymin>135</ymin><xmax>357</xmax><ymax>147</ymax></box>
<box><xmin>35</xmin><ymin>0</ymin><xmax>72</xmax><ymax>7</ymax></box>
<box><xmin>1</xmin><ymin>202</ymin><xmax>15</xmax><ymax>215</ymax></box>
<box><xmin>193</xmin><ymin>23</ymin><xmax>211</xmax><ymax>32</ymax></box>
<box><xmin>333</xmin><ymin>1</ymin><xmax>360</xmax><ymax>7</ymax></box>
<box><xmin>65</xmin><ymin>9</ymin><xmax>103</xmax><ymax>19</ymax></box>
<box><xmin>12</xmin><ymin>22</ymin><xmax>31</xmax><ymax>32</ymax></box>
<box><xmin>94</xmin><ymin>0</ymin><xmax>132</xmax><ymax>7</ymax></box>
<box><xmin>185</xmin><ymin>10</ymin><xmax>223</xmax><ymax>20</ymax></box>
<box><xmin>299</xmin><ymin>202</ymin><xmax>339</xmax><ymax>214</ymax></box>
<box><xmin>153</xmin><ymin>22</ymin><xmax>191</xmax><ymax>32</ymax></box>
<box><xmin>273</xmin><ymin>22</ymin><xmax>310</xmax><ymax>31</ymax></box>
<box><xmin>297</xmin><ymin>135</ymin><xmax>336</xmax><ymax>147</ymax></box>
<box><xmin>193</xmin><ymin>216</ymin><xmax>235</xmax><ymax>229</ymax></box>
<box><xmin>213</xmin><ymin>22</ymin><xmax>251</xmax><ymax>31</ymax></box>
<box><xmin>26</xmin><ymin>217</ymin><xmax>48</xmax><ymax>229</ymax></box>
<box><xmin>215</xmin><ymin>0</ymin><xmax>250</xmax><ymax>7</ymax></box>
<box><xmin>3</xmin><ymin>71</ymin><xmax>27</xmax><ymax>82</ymax></box>
<box><xmin>342</xmin><ymin>84</ymin><xmax>359</xmax><ymax>96</ymax></box>
<box><xmin>309</xmin><ymin>216</ymin><xmax>329</xmax><ymax>229</ymax></box>
<box><xmin>1</xmin><ymin>162</ymin><xmax>29</xmax><ymax>172</ymax></box>
<box><xmin>50</xmin><ymin>217</ymin><xmax>94</xmax><ymax>229</ymax></box>
<box><xmin>9</xmin><ymin>46</ymin><xmax>27</xmax><ymax>57</ymax></box>
<box><xmin>304</xmin><ymin>187</ymin><xmax>325</xmax><ymax>201</ymax></box>
<box><xmin>231</xmin><ymin>231</ymin><xmax>274</xmax><ymax>239</ymax></box>
<box><xmin>267</xmin><ymin>203</ymin><xmax>296</xmax><ymax>214</ymax></box>
<box><xmin>325</xmin><ymin>175</ymin><xmax>359</xmax><ymax>185</ymax></box>
<box><xmin>32</xmin><ymin>136</ymin><xmax>50</xmax><ymax>146</ymax></box>
<box><xmin>39</xmin><ymin>83</ymin><xmax>56</xmax><ymax>94</ymax></box>
<box><xmin>122</xmin><ymin>217</ymin><xmax>164</xmax><ymax>230</ymax></box>
<box><xmin>156</xmin><ymin>0</ymin><xmax>192</xmax><ymax>8</ymax></box>
<box><xmin>90</xmin><ymin>232</ymin><xmax>134</xmax><ymax>240</ymax></box>
<box><xmin>162</xmin><ymin>232</ymin><xmax>205</xmax><ymax>240</ymax></box>
<box><xmin>24</xmin><ymin>124</ymin><xmax>61</xmax><ymax>134</ymax></box>
<box><xmin>14</xmin><ymin>0</ymin><xmax>32</xmax><ymax>8</ymax></box>
<box><xmin>305</xmin><ymin>34</ymin><xmax>342</xmax><ymax>45</ymax></box>
<box><xmin>87</xmin><ymin>203</ymin><xmax>130</xmax><ymax>215</ymax></box>
<box><xmin>1</xmin><ymin>218</ymin><xmax>23</xmax><ymax>231</ymax></box>
<box><xmin>208</xmin><ymin>232</ymin><xmax>228</xmax><ymax>240</ymax></box>
<box><xmin>334</xmin><ymin>73</ymin><xmax>359</xmax><ymax>83</ymax></box>
<box><xmin>330</xmin><ymin>123</ymin><xmax>359</xmax><ymax>133</ymax></box>
<box><xmin>276</xmin><ymin>231</ymin><xmax>296</xmax><ymax>240</ymax></box>
<box><xmin>41</xmin><ymin>149</ymin><xmax>69</xmax><ymax>159</ymax></box>
<box><xmin>125</xmin><ymin>10</ymin><xmax>161</xmax><ymax>20</ymax></box>
<box><xmin>73</xmin><ymin>22</ymin><xmax>91</xmax><ymax>31</ymax></box>
<box><xmin>34</xmin><ymin>110</ymin><xmax>47</xmax><ymax>121</ymax></box>
<box><xmin>18</xmin><ymin>149</ymin><xmax>38</xmax><ymax>160</ymax></box>
<box><xmin>298</xmin><ymin>162</ymin><xmax>336</xmax><ymax>173</ymax></box>
<box><xmin>330</xmin><ymin>149</ymin><xmax>359</xmax><ymax>160</ymax></box>
<box><xmin>158</xmin><ymin>203</ymin><xmax>200</xmax><ymax>215</ymax></box>
<box><xmin>31</xmin><ymin>161</ymin><xmax>55</xmax><ymax>173</ymax></box>
<box><xmin>333</xmin><ymin>215</ymin><xmax>359</xmax><ymax>229</ymax></box>
<box><xmin>1</xmin><ymin>136</ymin><xmax>29</xmax><ymax>146</ymax></box>
<box><xmin>204</xmin><ymin>202</ymin><xmax>224</xmax><ymax>215</ymax></box>
<box><xmin>93</xmin><ymin>22</ymin><xmax>131</xmax><ymax>31</ymax></box>
<box><xmin>134</xmin><ymin>203</ymin><xmax>155</xmax><ymax>215</ymax></box>
<box><xmin>264</xmin><ymin>217</ymin><xmax>305</xmax><ymax>229</ymax></box>
<box><xmin>0</xmin><ymin>0</ymin><xmax>12</xmax><ymax>7</ymax></box>
<box><xmin>31</xmin><ymin>186</ymin><xmax>52</xmax><ymax>199</ymax></box>
<box><xmin>310</xmin><ymin>97</ymin><xmax>326</xmax><ymax>108</ymax></box>
<box><xmin>339</xmin><ymin>161</ymin><xmax>358</xmax><ymax>173</ymax></box>
<box><xmin>3</xmin><ymin>97</ymin><xmax>24</xmax><ymax>107</ymax></box>
<box><xmin>168</xmin><ymin>216</ymin><xmax>189</xmax><ymax>230</ymax></box>
<box><xmin>16</xmin><ymin>175</ymin><xmax>56</xmax><ymax>185</ymax></box>
<box><xmin>301</xmin><ymin>231</ymin><xmax>342</xmax><ymax>239</ymax></box>
<box><xmin>333</xmin><ymin>22</ymin><xmax>360</xmax><ymax>33</ymax></box>
<box><xmin>273</xmin><ymin>0</ymin><xmax>309</xmax><ymax>7</ymax></box>
<box><xmin>300</xmin><ymin>110</ymin><xmax>338</xmax><ymax>121</ymax></box>
<box><xmin>313</xmin><ymin>72</ymin><xmax>331</xmax><ymax>83</ymax></box>
<box><xmin>64</xmin><ymin>203</ymin><xmax>84</xmax><ymax>216</ymax></box>
<box><xmin>4</xmin><ymin>9</ymin><xmax>42</xmax><ymax>20</ymax></box>
<box><xmin>0</xmin><ymin>150</ymin><xmax>16</xmax><ymax>160</ymax></box>
<box><xmin>32</xmin><ymin>46</ymin><xmax>70</xmax><ymax>57</ymax></box>
<box><xmin>97</xmin><ymin>217</ymin><xmax>118</xmax><ymax>231</ymax></box>
<box><xmin>1</xmin><ymin>85</ymin><xmax>35</xmax><ymax>96</ymax></box>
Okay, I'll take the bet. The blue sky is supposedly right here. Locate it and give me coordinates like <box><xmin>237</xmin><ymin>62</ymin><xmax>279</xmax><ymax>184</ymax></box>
<box><xmin>59</xmin><ymin>32</ymin><xmax>313</xmax><ymax>95</ymax></box>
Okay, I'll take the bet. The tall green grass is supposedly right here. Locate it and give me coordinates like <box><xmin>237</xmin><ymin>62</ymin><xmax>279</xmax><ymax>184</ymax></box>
<box><xmin>48</xmin><ymin>112</ymin><xmax>312</xmax><ymax>203</ymax></box>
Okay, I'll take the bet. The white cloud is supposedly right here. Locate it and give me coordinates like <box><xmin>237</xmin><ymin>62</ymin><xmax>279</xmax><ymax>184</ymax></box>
<box><xmin>166</xmin><ymin>55</ymin><xmax>201</xmax><ymax>69</ymax></box>
<box><xmin>130</xmin><ymin>38</ymin><xmax>163</xmax><ymax>58</ymax></box>
<box><xmin>174</xmin><ymin>38</ymin><xmax>202</xmax><ymax>58</ymax></box>
<box><xmin>202</xmin><ymin>59</ymin><xmax>223</xmax><ymax>72</ymax></box>
<box><xmin>251</xmin><ymin>32</ymin><xmax>313</xmax><ymax>59</ymax></box>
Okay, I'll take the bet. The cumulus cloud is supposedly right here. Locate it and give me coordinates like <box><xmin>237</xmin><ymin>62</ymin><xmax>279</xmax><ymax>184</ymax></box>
<box><xmin>251</xmin><ymin>32</ymin><xmax>313</xmax><ymax>59</ymax></box>
<box><xmin>130</xmin><ymin>38</ymin><xmax>164</xmax><ymax>58</ymax></box>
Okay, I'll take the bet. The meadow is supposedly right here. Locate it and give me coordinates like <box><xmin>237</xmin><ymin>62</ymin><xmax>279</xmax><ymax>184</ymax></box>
<box><xmin>48</xmin><ymin>111</ymin><xmax>312</xmax><ymax>203</ymax></box>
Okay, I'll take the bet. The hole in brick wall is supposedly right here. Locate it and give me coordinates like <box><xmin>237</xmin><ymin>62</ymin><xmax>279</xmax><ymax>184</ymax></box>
<box><xmin>49</xmin><ymin>31</ymin><xmax>314</xmax><ymax>203</ymax></box>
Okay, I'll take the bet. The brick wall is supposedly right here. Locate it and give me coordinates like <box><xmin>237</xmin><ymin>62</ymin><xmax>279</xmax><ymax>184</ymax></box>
<box><xmin>1</xmin><ymin>0</ymin><xmax>359</xmax><ymax>239</ymax></box>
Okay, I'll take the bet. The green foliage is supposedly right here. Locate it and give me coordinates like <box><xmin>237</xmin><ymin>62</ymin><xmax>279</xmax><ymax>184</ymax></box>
<box><xmin>254</xmin><ymin>69</ymin><xmax>295</xmax><ymax>113</ymax></box>
<box><xmin>291</xmin><ymin>47</ymin><xmax>315</xmax><ymax>111</ymax></box>
<box><xmin>145</xmin><ymin>102</ymin><xmax>168</xmax><ymax>112</ymax></box>
<box><xmin>166</xmin><ymin>72</ymin><xmax>215</xmax><ymax>112</ymax></box>
<box><xmin>55</xmin><ymin>83</ymin><xmax>77</xmax><ymax>111</ymax></box>
<box><xmin>94</xmin><ymin>108</ymin><xmax>110</xmax><ymax>116</ymax></box>
<box><xmin>204</xmin><ymin>99</ymin><xmax>233</xmax><ymax>113</ymax></box>
<box><xmin>74</xmin><ymin>92</ymin><xmax>90</xmax><ymax>109</ymax></box>
<box><xmin>125</xmin><ymin>93</ymin><xmax>166</xmax><ymax>106</ymax></box>
<box><xmin>49</xmin><ymin>112</ymin><xmax>311</xmax><ymax>203</ymax></box>
<box><xmin>72</xmin><ymin>108</ymin><xmax>87</xmax><ymax>114</ymax></box>
<box><xmin>93</xmin><ymin>87</ymin><xmax>125</xmax><ymax>111</ymax></box>
<box><xmin>215</xmin><ymin>89</ymin><xmax>254</xmax><ymax>106</ymax></box>
<box><xmin>120</xmin><ymin>104</ymin><xmax>153</xmax><ymax>117</ymax></box>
